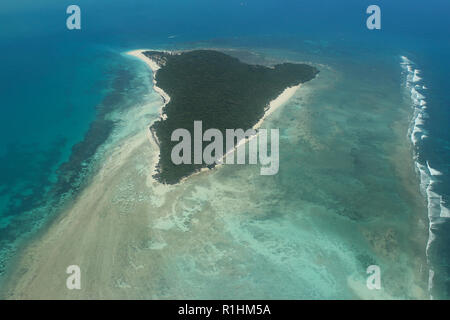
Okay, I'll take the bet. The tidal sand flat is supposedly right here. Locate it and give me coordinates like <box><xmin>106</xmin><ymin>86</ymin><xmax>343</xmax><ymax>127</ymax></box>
<box><xmin>0</xmin><ymin>48</ymin><xmax>428</xmax><ymax>299</ymax></box>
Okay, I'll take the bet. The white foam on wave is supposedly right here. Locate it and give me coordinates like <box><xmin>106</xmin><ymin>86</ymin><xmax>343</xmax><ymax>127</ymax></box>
<box><xmin>411</xmin><ymin>126</ymin><xmax>424</xmax><ymax>145</ymax></box>
<box><xmin>401</xmin><ymin>55</ymin><xmax>412</xmax><ymax>64</ymax></box>
<box><xmin>427</xmin><ymin>161</ymin><xmax>443</xmax><ymax>176</ymax></box>
<box><xmin>402</xmin><ymin>58</ymin><xmax>428</xmax><ymax>148</ymax></box>
<box><xmin>441</xmin><ymin>204</ymin><xmax>450</xmax><ymax>218</ymax></box>
<box><xmin>413</xmin><ymin>69</ymin><xmax>422</xmax><ymax>82</ymax></box>
<box><xmin>415</xmin><ymin>114</ymin><xmax>425</xmax><ymax>126</ymax></box>
<box><xmin>411</xmin><ymin>88</ymin><xmax>425</xmax><ymax>104</ymax></box>
<box><xmin>401</xmin><ymin>55</ymin><xmax>449</xmax><ymax>296</ymax></box>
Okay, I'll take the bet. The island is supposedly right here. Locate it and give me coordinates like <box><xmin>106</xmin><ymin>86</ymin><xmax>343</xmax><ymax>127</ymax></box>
<box><xmin>129</xmin><ymin>49</ymin><xmax>319</xmax><ymax>184</ymax></box>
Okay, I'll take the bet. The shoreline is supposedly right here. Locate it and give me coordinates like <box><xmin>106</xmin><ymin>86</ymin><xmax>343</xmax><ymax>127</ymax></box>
<box><xmin>127</xmin><ymin>50</ymin><xmax>171</xmax><ymax>120</ymax></box>
<box><xmin>213</xmin><ymin>83</ymin><xmax>301</xmax><ymax>168</ymax></box>
<box><xmin>126</xmin><ymin>49</ymin><xmax>171</xmax><ymax>178</ymax></box>
<box><xmin>126</xmin><ymin>49</ymin><xmax>303</xmax><ymax>185</ymax></box>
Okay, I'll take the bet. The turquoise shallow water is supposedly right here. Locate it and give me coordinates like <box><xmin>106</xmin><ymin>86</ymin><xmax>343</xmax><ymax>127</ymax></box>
<box><xmin>0</xmin><ymin>44</ymin><xmax>154</xmax><ymax>275</ymax></box>
<box><xmin>133</xmin><ymin>48</ymin><xmax>427</xmax><ymax>299</ymax></box>
<box><xmin>0</xmin><ymin>0</ymin><xmax>449</xmax><ymax>298</ymax></box>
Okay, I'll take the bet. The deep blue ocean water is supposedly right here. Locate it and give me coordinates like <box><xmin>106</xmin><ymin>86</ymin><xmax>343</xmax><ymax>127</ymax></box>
<box><xmin>0</xmin><ymin>0</ymin><xmax>449</xmax><ymax>298</ymax></box>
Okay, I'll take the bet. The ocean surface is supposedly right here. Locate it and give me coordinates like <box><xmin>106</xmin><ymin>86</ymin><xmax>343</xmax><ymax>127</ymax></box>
<box><xmin>0</xmin><ymin>0</ymin><xmax>449</xmax><ymax>299</ymax></box>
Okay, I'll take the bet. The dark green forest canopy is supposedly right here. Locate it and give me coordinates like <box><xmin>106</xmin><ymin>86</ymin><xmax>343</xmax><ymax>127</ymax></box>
<box><xmin>144</xmin><ymin>50</ymin><xmax>319</xmax><ymax>184</ymax></box>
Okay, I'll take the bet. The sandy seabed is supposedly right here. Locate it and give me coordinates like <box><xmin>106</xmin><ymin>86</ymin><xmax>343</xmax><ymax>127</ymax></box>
<box><xmin>0</xmin><ymin>49</ymin><xmax>428</xmax><ymax>299</ymax></box>
<box><xmin>0</xmin><ymin>49</ymin><xmax>307</xmax><ymax>299</ymax></box>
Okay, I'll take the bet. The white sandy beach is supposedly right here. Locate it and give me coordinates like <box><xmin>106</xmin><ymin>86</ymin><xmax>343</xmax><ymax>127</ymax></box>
<box><xmin>127</xmin><ymin>50</ymin><xmax>170</xmax><ymax>120</ymax></box>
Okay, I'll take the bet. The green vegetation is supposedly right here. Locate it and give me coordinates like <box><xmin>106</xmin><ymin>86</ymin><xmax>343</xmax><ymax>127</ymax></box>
<box><xmin>144</xmin><ymin>50</ymin><xmax>319</xmax><ymax>184</ymax></box>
